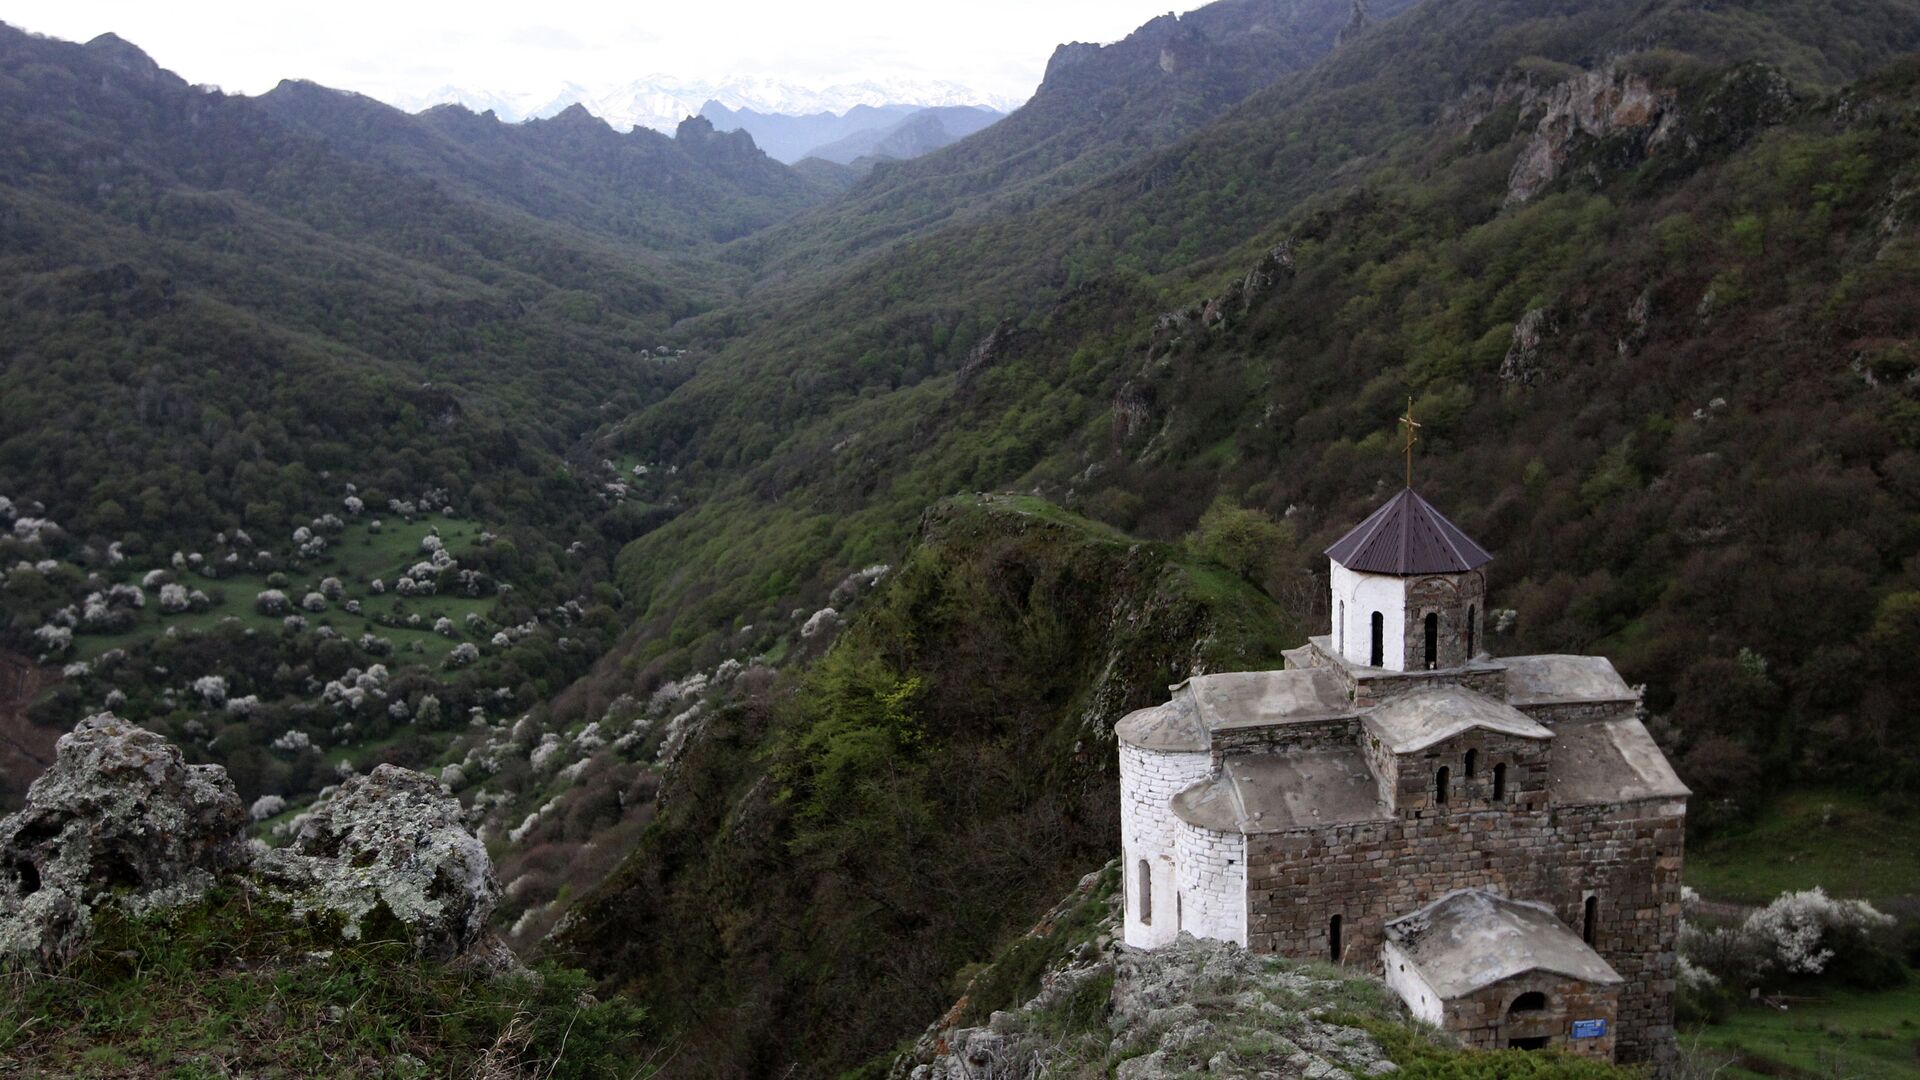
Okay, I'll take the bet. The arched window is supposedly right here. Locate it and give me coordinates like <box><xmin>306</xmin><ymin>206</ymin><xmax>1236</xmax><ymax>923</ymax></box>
<box><xmin>1467</xmin><ymin>604</ymin><xmax>1477</xmax><ymax>658</ymax></box>
<box><xmin>1509</xmin><ymin>991</ymin><xmax>1548</xmax><ymax>1015</ymax></box>
<box><xmin>1492</xmin><ymin>763</ymin><xmax>1507</xmax><ymax>801</ymax></box>
<box><xmin>1424</xmin><ymin>612</ymin><xmax>1439</xmax><ymax>669</ymax></box>
<box><xmin>1465</xmin><ymin>749</ymin><xmax>1479</xmax><ymax>779</ymax></box>
<box><xmin>1435</xmin><ymin>766</ymin><xmax>1451</xmax><ymax>806</ymax></box>
<box><xmin>1329</xmin><ymin>914</ymin><xmax>1343</xmax><ymax>964</ymax></box>
<box><xmin>1138</xmin><ymin>859</ymin><xmax>1152</xmax><ymax>926</ymax></box>
<box><xmin>1583</xmin><ymin>895</ymin><xmax>1598</xmax><ymax>945</ymax></box>
<box><xmin>1369</xmin><ymin>611</ymin><xmax>1384</xmax><ymax>667</ymax></box>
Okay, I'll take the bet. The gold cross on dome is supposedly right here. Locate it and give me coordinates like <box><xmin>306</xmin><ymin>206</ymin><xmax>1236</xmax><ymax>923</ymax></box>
<box><xmin>1399</xmin><ymin>396</ymin><xmax>1421</xmax><ymax>489</ymax></box>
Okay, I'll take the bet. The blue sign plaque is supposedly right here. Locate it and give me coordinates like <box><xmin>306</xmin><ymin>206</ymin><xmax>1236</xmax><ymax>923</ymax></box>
<box><xmin>1571</xmin><ymin>1019</ymin><xmax>1608</xmax><ymax>1039</ymax></box>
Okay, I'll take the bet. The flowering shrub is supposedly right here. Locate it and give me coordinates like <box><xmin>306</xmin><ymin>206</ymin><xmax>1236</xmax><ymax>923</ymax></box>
<box><xmin>1742</xmin><ymin>887</ymin><xmax>1894</xmax><ymax>976</ymax></box>
<box><xmin>1681</xmin><ymin>887</ymin><xmax>1899</xmax><ymax>992</ymax></box>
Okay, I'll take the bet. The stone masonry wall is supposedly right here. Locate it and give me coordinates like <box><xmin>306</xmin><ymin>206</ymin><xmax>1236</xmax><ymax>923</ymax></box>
<box><xmin>1211</xmin><ymin>717</ymin><xmax>1359</xmax><ymax>763</ymax></box>
<box><xmin>1173</xmin><ymin>816</ymin><xmax>1248</xmax><ymax>945</ymax></box>
<box><xmin>1373</xmin><ymin>730</ymin><xmax>1551</xmax><ymax>817</ymax></box>
<box><xmin>1243</xmin><ymin>797</ymin><xmax>1685</xmax><ymax>1065</ymax></box>
<box><xmin>1447</xmin><ymin>972</ymin><xmax>1619</xmax><ymax>1059</ymax></box>
<box><xmin>1401</xmin><ymin>572</ymin><xmax>1486</xmax><ymax>671</ymax></box>
<box><xmin>1301</xmin><ymin>639</ymin><xmax>1508</xmax><ymax>708</ymax></box>
<box><xmin>1512</xmin><ymin>700</ymin><xmax>1637</xmax><ymax>726</ymax></box>
<box><xmin>1119</xmin><ymin>742</ymin><xmax>1212</xmax><ymax>948</ymax></box>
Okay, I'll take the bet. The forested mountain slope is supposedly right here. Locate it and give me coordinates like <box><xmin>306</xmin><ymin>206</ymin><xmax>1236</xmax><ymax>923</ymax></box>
<box><xmin>731</xmin><ymin>0</ymin><xmax>1417</xmax><ymax>281</ymax></box>
<box><xmin>0</xmin><ymin>25</ymin><xmax>827</xmax><ymax>546</ymax></box>
<box><xmin>601</xmin><ymin>0</ymin><xmax>1920</xmax><ymax>821</ymax></box>
<box><xmin>559</xmin><ymin>495</ymin><xmax>1300</xmax><ymax>1076</ymax></box>
<box><xmin>259</xmin><ymin>84</ymin><xmax>835</xmax><ymax>246</ymax></box>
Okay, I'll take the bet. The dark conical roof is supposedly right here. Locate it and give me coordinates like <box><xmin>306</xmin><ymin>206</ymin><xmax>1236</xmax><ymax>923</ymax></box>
<box><xmin>1324</xmin><ymin>488</ymin><xmax>1491</xmax><ymax>575</ymax></box>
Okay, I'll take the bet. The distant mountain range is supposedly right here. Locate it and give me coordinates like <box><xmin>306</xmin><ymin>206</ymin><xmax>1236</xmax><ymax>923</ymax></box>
<box><xmin>699</xmin><ymin>101</ymin><xmax>1005</xmax><ymax>165</ymax></box>
<box><xmin>389</xmin><ymin>75</ymin><xmax>1023</xmax><ymax>137</ymax></box>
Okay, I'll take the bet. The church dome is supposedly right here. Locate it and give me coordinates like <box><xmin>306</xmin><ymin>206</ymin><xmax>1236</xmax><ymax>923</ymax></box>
<box><xmin>1324</xmin><ymin>488</ymin><xmax>1491</xmax><ymax>575</ymax></box>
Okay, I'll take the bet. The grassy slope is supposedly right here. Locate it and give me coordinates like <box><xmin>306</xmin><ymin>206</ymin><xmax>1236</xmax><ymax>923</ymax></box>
<box><xmin>1686</xmin><ymin>789</ymin><xmax>1920</xmax><ymax>906</ymax></box>
<box><xmin>74</xmin><ymin>516</ymin><xmax>498</xmax><ymax>665</ymax></box>
<box><xmin>1689</xmin><ymin>984</ymin><xmax>1920</xmax><ymax>1080</ymax></box>
<box><xmin>0</xmin><ymin>890</ymin><xmax>647</xmax><ymax>1078</ymax></box>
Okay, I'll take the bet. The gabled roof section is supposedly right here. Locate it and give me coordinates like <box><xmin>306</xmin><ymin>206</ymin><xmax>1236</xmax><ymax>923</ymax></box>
<box><xmin>1385</xmin><ymin>890</ymin><xmax>1624</xmax><ymax>999</ymax></box>
<box><xmin>1325</xmin><ymin>488</ymin><xmax>1492</xmax><ymax>575</ymax></box>
<box><xmin>1362</xmin><ymin>685</ymin><xmax>1552</xmax><ymax>754</ymax></box>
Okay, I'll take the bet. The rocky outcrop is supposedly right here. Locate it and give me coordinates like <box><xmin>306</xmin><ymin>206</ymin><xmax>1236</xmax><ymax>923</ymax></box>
<box><xmin>1336</xmin><ymin>0</ymin><xmax>1375</xmax><ymax>48</ymax></box>
<box><xmin>0</xmin><ymin>717</ymin><xmax>499</xmax><ymax>970</ymax></box>
<box><xmin>1499</xmin><ymin>306</ymin><xmax>1559</xmax><ymax>385</ymax></box>
<box><xmin>1507</xmin><ymin>65</ymin><xmax>1675</xmax><ymax>204</ymax></box>
<box><xmin>900</xmin><ymin>871</ymin><xmax>1400</xmax><ymax>1080</ymax></box>
<box><xmin>957</xmin><ymin>320</ymin><xmax>1035</xmax><ymax>390</ymax></box>
<box><xmin>0</xmin><ymin>713</ymin><xmax>246</xmax><ymax>967</ymax></box>
<box><xmin>253</xmin><ymin>764</ymin><xmax>499</xmax><ymax>960</ymax></box>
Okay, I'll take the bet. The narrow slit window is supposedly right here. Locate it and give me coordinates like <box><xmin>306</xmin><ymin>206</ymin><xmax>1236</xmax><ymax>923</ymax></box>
<box><xmin>1435</xmin><ymin>766</ymin><xmax>1451</xmax><ymax>806</ymax></box>
<box><xmin>1492</xmin><ymin>763</ymin><xmax>1507</xmax><ymax>801</ymax></box>
<box><xmin>1467</xmin><ymin>604</ymin><xmax>1477</xmax><ymax>657</ymax></box>
<box><xmin>1583</xmin><ymin>895</ymin><xmax>1598</xmax><ymax>946</ymax></box>
<box><xmin>1338</xmin><ymin>601</ymin><xmax>1346</xmax><ymax>653</ymax></box>
<box><xmin>1138</xmin><ymin>859</ymin><xmax>1152</xmax><ymax>926</ymax></box>
<box><xmin>1465</xmin><ymin>749</ymin><xmax>1478</xmax><ymax>779</ymax></box>
<box><xmin>1329</xmin><ymin>914</ymin><xmax>1343</xmax><ymax>964</ymax></box>
<box><xmin>1424</xmin><ymin>612</ymin><xmax>1439</xmax><ymax>669</ymax></box>
<box><xmin>1370</xmin><ymin>611</ymin><xmax>1384</xmax><ymax>667</ymax></box>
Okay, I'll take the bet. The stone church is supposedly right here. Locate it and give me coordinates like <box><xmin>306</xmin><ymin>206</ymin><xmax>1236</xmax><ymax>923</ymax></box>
<box><xmin>1117</xmin><ymin>487</ymin><xmax>1688</xmax><ymax>1066</ymax></box>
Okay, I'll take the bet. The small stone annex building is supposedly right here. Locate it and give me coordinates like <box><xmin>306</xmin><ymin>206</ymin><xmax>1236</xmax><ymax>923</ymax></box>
<box><xmin>1117</xmin><ymin>487</ymin><xmax>1688</xmax><ymax>1067</ymax></box>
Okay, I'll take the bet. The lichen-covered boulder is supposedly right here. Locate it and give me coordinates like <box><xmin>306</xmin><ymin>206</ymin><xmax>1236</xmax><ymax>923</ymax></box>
<box><xmin>0</xmin><ymin>713</ymin><xmax>247</xmax><ymax>968</ymax></box>
<box><xmin>253</xmin><ymin>764</ymin><xmax>498</xmax><ymax>959</ymax></box>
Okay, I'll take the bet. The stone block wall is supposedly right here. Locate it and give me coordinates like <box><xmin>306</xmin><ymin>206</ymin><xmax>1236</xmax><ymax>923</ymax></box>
<box><xmin>1211</xmin><ymin>716</ymin><xmax>1358</xmax><ymax>763</ymax></box>
<box><xmin>1445</xmin><ymin>972</ymin><xmax>1619</xmax><ymax>1060</ymax></box>
<box><xmin>1242</xmin><ymin>797</ymin><xmax>1684</xmax><ymax>1064</ymax></box>
<box><xmin>1371</xmin><ymin>730</ymin><xmax>1551</xmax><ymax>817</ymax></box>
<box><xmin>1511</xmin><ymin>699</ymin><xmax>1637</xmax><ymax>726</ymax></box>
<box><xmin>1118</xmin><ymin>741</ymin><xmax>1212</xmax><ymax>948</ymax></box>
<box><xmin>1401</xmin><ymin>571</ymin><xmax>1486</xmax><ymax>671</ymax></box>
<box><xmin>1301</xmin><ymin>638</ymin><xmax>1510</xmax><ymax>708</ymax></box>
<box><xmin>1173</xmin><ymin>816</ymin><xmax>1248</xmax><ymax>945</ymax></box>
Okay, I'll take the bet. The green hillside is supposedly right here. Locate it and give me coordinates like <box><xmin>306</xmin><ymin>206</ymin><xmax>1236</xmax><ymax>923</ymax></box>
<box><xmin>603</xmin><ymin>0</ymin><xmax>1920</xmax><ymax>815</ymax></box>
<box><xmin>558</xmin><ymin>493</ymin><xmax>1299</xmax><ymax>1074</ymax></box>
<box><xmin>2</xmin><ymin>0</ymin><xmax>1918</xmax><ymax>1075</ymax></box>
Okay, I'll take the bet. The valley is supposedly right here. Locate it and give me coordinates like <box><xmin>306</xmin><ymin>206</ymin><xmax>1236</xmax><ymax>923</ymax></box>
<box><xmin>2</xmin><ymin>0</ymin><xmax>1919</xmax><ymax>1076</ymax></box>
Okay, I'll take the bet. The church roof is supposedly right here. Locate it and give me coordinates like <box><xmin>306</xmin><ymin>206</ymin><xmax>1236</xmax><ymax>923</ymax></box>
<box><xmin>1171</xmin><ymin>746</ymin><xmax>1388</xmax><ymax>833</ymax></box>
<box><xmin>1548</xmin><ymin>716</ymin><xmax>1692</xmax><ymax>804</ymax></box>
<box><xmin>1115</xmin><ymin>690</ymin><xmax>1210</xmax><ymax>752</ymax></box>
<box><xmin>1385</xmin><ymin>890</ymin><xmax>1623</xmax><ymax>999</ymax></box>
<box><xmin>1502</xmin><ymin>654</ymin><xmax>1637</xmax><ymax>707</ymax></box>
<box><xmin>1325</xmin><ymin>488</ymin><xmax>1491</xmax><ymax>575</ymax></box>
<box><xmin>1362</xmin><ymin>685</ymin><xmax>1552</xmax><ymax>753</ymax></box>
<box><xmin>1185</xmin><ymin>669</ymin><xmax>1353</xmax><ymax>734</ymax></box>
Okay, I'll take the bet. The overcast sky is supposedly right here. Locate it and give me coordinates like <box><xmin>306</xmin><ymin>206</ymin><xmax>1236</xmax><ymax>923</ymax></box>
<box><xmin>1</xmin><ymin>1</ymin><xmax>1185</xmax><ymax>103</ymax></box>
